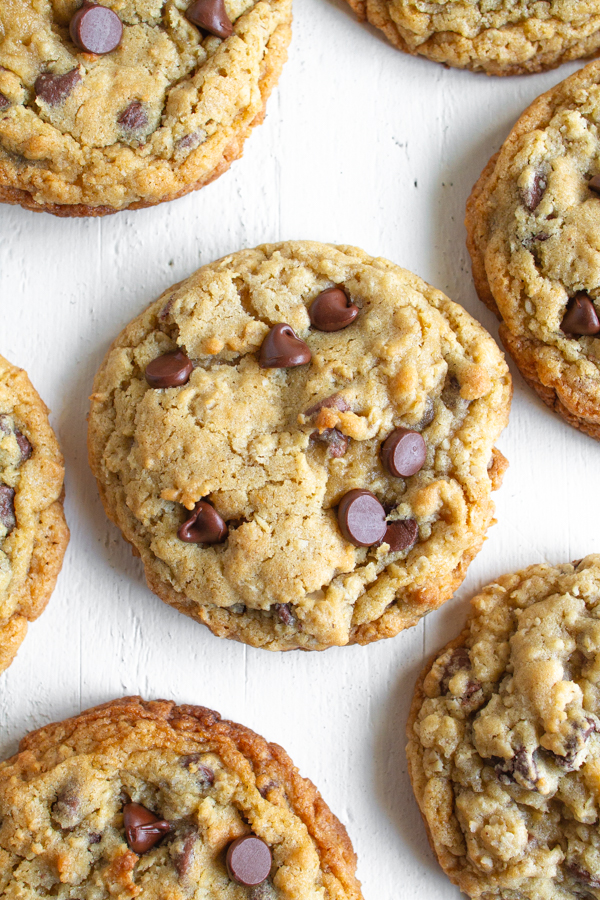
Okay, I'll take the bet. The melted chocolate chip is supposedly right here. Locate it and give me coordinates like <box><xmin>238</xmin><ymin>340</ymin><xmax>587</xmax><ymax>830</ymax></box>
<box><xmin>89</xmin><ymin>832</ymin><xmax>102</xmax><ymax>844</ymax></box>
<box><xmin>493</xmin><ymin>748</ymin><xmax>538</xmax><ymax>790</ymax></box>
<box><xmin>180</xmin><ymin>754</ymin><xmax>215</xmax><ymax>786</ymax></box>
<box><xmin>174</xmin><ymin>829</ymin><xmax>197</xmax><ymax>878</ymax></box>
<box><xmin>0</xmin><ymin>93</ymin><xmax>10</xmax><ymax>110</ymax></box>
<box><xmin>15</xmin><ymin>430</ymin><xmax>32</xmax><ymax>462</ymax></box>
<box><xmin>123</xmin><ymin>802</ymin><xmax>171</xmax><ymax>854</ymax></box>
<box><xmin>226</xmin><ymin>835</ymin><xmax>272</xmax><ymax>887</ymax></box>
<box><xmin>259</xmin><ymin>324</ymin><xmax>311</xmax><ymax>369</ymax></box>
<box><xmin>441</xmin><ymin>373</ymin><xmax>462</xmax><ymax>409</ymax></box>
<box><xmin>337</xmin><ymin>489</ymin><xmax>387</xmax><ymax>547</ymax></box>
<box><xmin>118</xmin><ymin>101</ymin><xmax>147</xmax><ymax>131</ymax></box>
<box><xmin>588</xmin><ymin>175</ymin><xmax>600</xmax><ymax>195</ymax></box>
<box><xmin>565</xmin><ymin>861</ymin><xmax>600</xmax><ymax>890</ymax></box>
<box><xmin>186</xmin><ymin>0</ymin><xmax>234</xmax><ymax>39</ymax></box>
<box><xmin>70</xmin><ymin>3</ymin><xmax>123</xmax><ymax>54</ymax></box>
<box><xmin>273</xmin><ymin>603</ymin><xmax>295</xmax><ymax>626</ymax></box>
<box><xmin>52</xmin><ymin>786</ymin><xmax>81</xmax><ymax>829</ymax></box>
<box><xmin>383</xmin><ymin>519</ymin><xmax>418</xmax><ymax>552</ymax></box>
<box><xmin>309</xmin><ymin>287</ymin><xmax>359</xmax><ymax>332</ymax></box>
<box><xmin>381</xmin><ymin>428</ymin><xmax>426</xmax><ymax>478</ymax></box>
<box><xmin>178</xmin><ymin>501</ymin><xmax>228</xmax><ymax>544</ymax></box>
<box><xmin>145</xmin><ymin>349</ymin><xmax>193</xmax><ymax>388</ymax></box>
<box><xmin>0</xmin><ymin>485</ymin><xmax>16</xmax><ymax>533</ymax></box>
<box><xmin>440</xmin><ymin>648</ymin><xmax>470</xmax><ymax>694</ymax></box>
<box><xmin>176</xmin><ymin>131</ymin><xmax>205</xmax><ymax>153</ymax></box>
<box><xmin>547</xmin><ymin>718</ymin><xmax>597</xmax><ymax>770</ymax></box>
<box><xmin>35</xmin><ymin>69</ymin><xmax>81</xmax><ymax>106</ymax></box>
<box><xmin>522</xmin><ymin>170</ymin><xmax>547</xmax><ymax>212</ymax></box>
<box><xmin>561</xmin><ymin>293</ymin><xmax>600</xmax><ymax>337</ymax></box>
<box><xmin>310</xmin><ymin>428</ymin><xmax>349</xmax><ymax>458</ymax></box>
<box><xmin>304</xmin><ymin>394</ymin><xmax>349</xmax><ymax>416</ymax></box>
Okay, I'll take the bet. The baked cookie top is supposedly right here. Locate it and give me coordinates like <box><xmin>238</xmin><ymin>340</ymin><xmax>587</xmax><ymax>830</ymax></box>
<box><xmin>88</xmin><ymin>241</ymin><xmax>511</xmax><ymax>651</ymax></box>
<box><xmin>0</xmin><ymin>696</ymin><xmax>362</xmax><ymax>900</ymax></box>
<box><xmin>345</xmin><ymin>0</ymin><xmax>600</xmax><ymax>75</ymax></box>
<box><xmin>467</xmin><ymin>60</ymin><xmax>600</xmax><ymax>439</ymax></box>
<box><xmin>0</xmin><ymin>0</ymin><xmax>291</xmax><ymax>214</ymax></box>
<box><xmin>407</xmin><ymin>555</ymin><xmax>600</xmax><ymax>900</ymax></box>
<box><xmin>0</xmin><ymin>354</ymin><xmax>68</xmax><ymax>674</ymax></box>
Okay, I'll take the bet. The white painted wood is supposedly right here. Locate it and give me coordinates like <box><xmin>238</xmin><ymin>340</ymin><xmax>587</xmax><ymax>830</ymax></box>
<box><xmin>0</xmin><ymin>2</ymin><xmax>598</xmax><ymax>896</ymax></box>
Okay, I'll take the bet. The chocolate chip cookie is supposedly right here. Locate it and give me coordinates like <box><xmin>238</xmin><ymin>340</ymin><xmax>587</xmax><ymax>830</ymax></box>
<box><xmin>0</xmin><ymin>354</ymin><xmax>69</xmax><ymax>674</ymax></box>
<box><xmin>0</xmin><ymin>696</ymin><xmax>363</xmax><ymax>899</ymax></box>
<box><xmin>88</xmin><ymin>241</ymin><xmax>511</xmax><ymax>651</ymax></box>
<box><xmin>0</xmin><ymin>0</ymin><xmax>291</xmax><ymax>216</ymax></box>
<box><xmin>467</xmin><ymin>61</ymin><xmax>600</xmax><ymax>439</ymax></box>
<box><xmin>407</xmin><ymin>555</ymin><xmax>600</xmax><ymax>900</ymax></box>
<box><xmin>344</xmin><ymin>1</ymin><xmax>600</xmax><ymax>75</ymax></box>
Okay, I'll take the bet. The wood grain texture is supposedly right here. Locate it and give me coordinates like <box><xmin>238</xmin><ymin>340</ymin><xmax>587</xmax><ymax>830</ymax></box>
<box><xmin>0</xmin><ymin>2</ymin><xmax>598</xmax><ymax>897</ymax></box>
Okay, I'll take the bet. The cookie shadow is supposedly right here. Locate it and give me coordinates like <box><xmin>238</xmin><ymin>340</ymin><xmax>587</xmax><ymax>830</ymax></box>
<box><xmin>372</xmin><ymin>647</ymin><xmax>440</xmax><ymax>870</ymax></box>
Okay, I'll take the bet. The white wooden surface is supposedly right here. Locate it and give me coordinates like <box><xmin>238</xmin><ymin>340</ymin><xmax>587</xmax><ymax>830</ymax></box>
<box><xmin>1</xmin><ymin>2</ymin><xmax>599</xmax><ymax>896</ymax></box>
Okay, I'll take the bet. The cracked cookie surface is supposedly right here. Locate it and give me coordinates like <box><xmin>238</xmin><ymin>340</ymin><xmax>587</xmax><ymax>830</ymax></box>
<box><xmin>88</xmin><ymin>241</ymin><xmax>511</xmax><ymax>651</ymax></box>
<box><xmin>467</xmin><ymin>60</ymin><xmax>600</xmax><ymax>439</ymax></box>
<box><xmin>0</xmin><ymin>354</ymin><xmax>69</xmax><ymax>674</ymax></box>
<box><xmin>407</xmin><ymin>555</ymin><xmax>600</xmax><ymax>900</ymax></box>
<box><xmin>344</xmin><ymin>1</ymin><xmax>600</xmax><ymax>75</ymax></box>
<box><xmin>0</xmin><ymin>696</ymin><xmax>362</xmax><ymax>900</ymax></box>
<box><xmin>0</xmin><ymin>0</ymin><xmax>291</xmax><ymax>215</ymax></box>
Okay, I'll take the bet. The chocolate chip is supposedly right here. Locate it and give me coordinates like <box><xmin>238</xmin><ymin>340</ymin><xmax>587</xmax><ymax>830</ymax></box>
<box><xmin>226</xmin><ymin>835</ymin><xmax>272</xmax><ymax>887</ymax></box>
<box><xmin>521</xmin><ymin>170</ymin><xmax>546</xmax><ymax>212</ymax></box>
<box><xmin>304</xmin><ymin>393</ymin><xmax>349</xmax><ymax>416</ymax></box>
<box><xmin>123</xmin><ymin>802</ymin><xmax>171</xmax><ymax>854</ymax></box>
<box><xmin>15</xmin><ymin>430</ymin><xmax>32</xmax><ymax>462</ymax></box>
<box><xmin>145</xmin><ymin>349</ymin><xmax>193</xmax><ymax>388</ymax></box>
<box><xmin>259</xmin><ymin>324</ymin><xmax>311</xmax><ymax>369</ymax></box>
<box><xmin>70</xmin><ymin>3</ymin><xmax>123</xmax><ymax>54</ymax></box>
<box><xmin>0</xmin><ymin>93</ymin><xmax>10</xmax><ymax>111</ymax></box>
<box><xmin>493</xmin><ymin>748</ymin><xmax>538</xmax><ymax>790</ymax></box>
<box><xmin>176</xmin><ymin>131</ymin><xmax>205</xmax><ymax>153</ymax></box>
<box><xmin>310</xmin><ymin>428</ymin><xmax>349</xmax><ymax>458</ymax></box>
<box><xmin>383</xmin><ymin>519</ymin><xmax>418</xmax><ymax>552</ymax></box>
<box><xmin>89</xmin><ymin>832</ymin><xmax>102</xmax><ymax>844</ymax></box>
<box><xmin>309</xmin><ymin>287</ymin><xmax>359</xmax><ymax>332</ymax></box>
<box><xmin>51</xmin><ymin>786</ymin><xmax>81</xmax><ymax>829</ymax></box>
<box><xmin>565</xmin><ymin>861</ymin><xmax>600</xmax><ymax>890</ymax></box>
<box><xmin>178</xmin><ymin>501</ymin><xmax>228</xmax><ymax>544</ymax></box>
<box><xmin>180</xmin><ymin>754</ymin><xmax>214</xmax><ymax>786</ymax></box>
<box><xmin>0</xmin><ymin>485</ymin><xmax>16</xmax><ymax>534</ymax></box>
<box><xmin>381</xmin><ymin>428</ymin><xmax>426</xmax><ymax>478</ymax></box>
<box><xmin>186</xmin><ymin>0</ymin><xmax>234</xmax><ymax>39</ymax></box>
<box><xmin>588</xmin><ymin>175</ymin><xmax>600</xmax><ymax>195</ymax></box>
<box><xmin>273</xmin><ymin>603</ymin><xmax>295</xmax><ymax>626</ymax></box>
<box><xmin>174</xmin><ymin>829</ymin><xmax>197</xmax><ymax>878</ymax></box>
<box><xmin>118</xmin><ymin>101</ymin><xmax>147</xmax><ymax>131</ymax></box>
<box><xmin>35</xmin><ymin>68</ymin><xmax>81</xmax><ymax>106</ymax></box>
<box><xmin>441</xmin><ymin>373</ymin><xmax>462</xmax><ymax>409</ymax></box>
<box><xmin>561</xmin><ymin>293</ymin><xmax>600</xmax><ymax>337</ymax></box>
<box><xmin>337</xmin><ymin>489</ymin><xmax>386</xmax><ymax>547</ymax></box>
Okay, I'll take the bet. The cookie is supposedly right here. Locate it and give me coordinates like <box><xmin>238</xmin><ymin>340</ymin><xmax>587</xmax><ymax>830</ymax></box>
<box><xmin>466</xmin><ymin>61</ymin><xmax>600</xmax><ymax>440</ymax></box>
<box><xmin>0</xmin><ymin>696</ymin><xmax>363</xmax><ymax>899</ymax></box>
<box><xmin>0</xmin><ymin>0</ymin><xmax>291</xmax><ymax>216</ymax></box>
<box><xmin>0</xmin><ymin>354</ymin><xmax>69</xmax><ymax>674</ymax></box>
<box><xmin>407</xmin><ymin>555</ymin><xmax>600</xmax><ymax>900</ymax></box>
<box><xmin>88</xmin><ymin>241</ymin><xmax>511</xmax><ymax>651</ymax></box>
<box><xmin>344</xmin><ymin>1</ymin><xmax>600</xmax><ymax>75</ymax></box>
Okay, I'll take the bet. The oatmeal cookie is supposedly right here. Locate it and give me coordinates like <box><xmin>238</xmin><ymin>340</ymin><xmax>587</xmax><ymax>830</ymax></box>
<box><xmin>88</xmin><ymin>241</ymin><xmax>511</xmax><ymax>651</ymax></box>
<box><xmin>0</xmin><ymin>696</ymin><xmax>362</xmax><ymax>900</ymax></box>
<box><xmin>0</xmin><ymin>354</ymin><xmax>69</xmax><ymax>674</ymax></box>
<box><xmin>0</xmin><ymin>0</ymin><xmax>291</xmax><ymax>216</ymax></box>
<box><xmin>407</xmin><ymin>555</ymin><xmax>600</xmax><ymax>900</ymax></box>
<box><xmin>344</xmin><ymin>1</ymin><xmax>600</xmax><ymax>75</ymax></box>
<box><xmin>466</xmin><ymin>60</ymin><xmax>600</xmax><ymax>439</ymax></box>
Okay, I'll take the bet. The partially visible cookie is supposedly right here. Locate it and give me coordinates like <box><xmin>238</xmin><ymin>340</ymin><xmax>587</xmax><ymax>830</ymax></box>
<box><xmin>407</xmin><ymin>555</ymin><xmax>600</xmax><ymax>900</ymax></box>
<box><xmin>466</xmin><ymin>60</ymin><xmax>600</xmax><ymax>439</ymax></box>
<box><xmin>0</xmin><ymin>696</ymin><xmax>363</xmax><ymax>900</ymax></box>
<box><xmin>88</xmin><ymin>241</ymin><xmax>511</xmax><ymax>652</ymax></box>
<box><xmin>0</xmin><ymin>354</ymin><xmax>69</xmax><ymax>673</ymax></box>
<box><xmin>344</xmin><ymin>1</ymin><xmax>600</xmax><ymax>75</ymax></box>
<box><xmin>0</xmin><ymin>0</ymin><xmax>291</xmax><ymax>216</ymax></box>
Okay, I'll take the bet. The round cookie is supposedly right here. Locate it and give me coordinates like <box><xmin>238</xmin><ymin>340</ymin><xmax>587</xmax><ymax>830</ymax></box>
<box><xmin>0</xmin><ymin>696</ymin><xmax>363</xmax><ymax>900</ymax></box>
<box><xmin>87</xmin><ymin>241</ymin><xmax>511</xmax><ymax>652</ymax></box>
<box><xmin>0</xmin><ymin>0</ymin><xmax>291</xmax><ymax>216</ymax></box>
<box><xmin>407</xmin><ymin>555</ymin><xmax>600</xmax><ymax>900</ymax></box>
<box><xmin>466</xmin><ymin>61</ymin><xmax>600</xmax><ymax>440</ymax></box>
<box><xmin>0</xmin><ymin>354</ymin><xmax>69</xmax><ymax>674</ymax></box>
<box><xmin>344</xmin><ymin>1</ymin><xmax>600</xmax><ymax>76</ymax></box>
